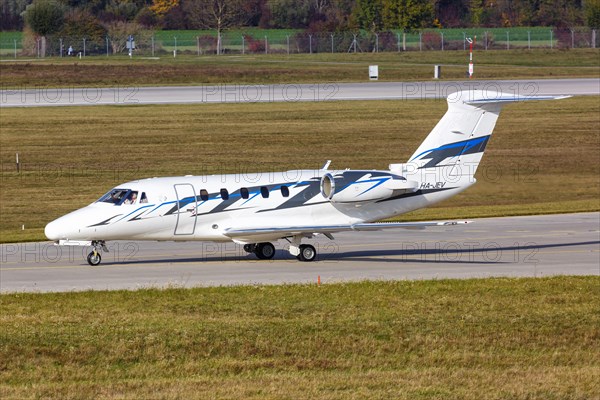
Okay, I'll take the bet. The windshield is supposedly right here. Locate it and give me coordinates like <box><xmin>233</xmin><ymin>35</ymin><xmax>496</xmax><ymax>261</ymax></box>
<box><xmin>97</xmin><ymin>189</ymin><xmax>138</xmax><ymax>205</ymax></box>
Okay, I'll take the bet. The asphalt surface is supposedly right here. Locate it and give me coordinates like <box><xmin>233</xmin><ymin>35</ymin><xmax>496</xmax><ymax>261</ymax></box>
<box><xmin>1</xmin><ymin>78</ymin><xmax>598</xmax><ymax>107</ymax></box>
<box><xmin>1</xmin><ymin>212</ymin><xmax>598</xmax><ymax>293</ymax></box>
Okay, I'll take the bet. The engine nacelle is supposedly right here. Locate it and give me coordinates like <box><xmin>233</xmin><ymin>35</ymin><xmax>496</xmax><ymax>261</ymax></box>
<box><xmin>320</xmin><ymin>171</ymin><xmax>418</xmax><ymax>203</ymax></box>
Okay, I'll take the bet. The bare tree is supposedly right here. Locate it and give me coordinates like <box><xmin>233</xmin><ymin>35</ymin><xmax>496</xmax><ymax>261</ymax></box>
<box><xmin>184</xmin><ymin>0</ymin><xmax>245</xmax><ymax>54</ymax></box>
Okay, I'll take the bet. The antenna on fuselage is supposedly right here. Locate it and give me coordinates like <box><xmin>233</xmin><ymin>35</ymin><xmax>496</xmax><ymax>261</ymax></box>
<box><xmin>321</xmin><ymin>160</ymin><xmax>332</xmax><ymax>170</ymax></box>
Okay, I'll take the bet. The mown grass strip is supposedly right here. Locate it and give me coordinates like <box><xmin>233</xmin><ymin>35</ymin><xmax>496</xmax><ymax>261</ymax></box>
<box><xmin>0</xmin><ymin>277</ymin><xmax>598</xmax><ymax>399</ymax></box>
<box><xmin>1</xmin><ymin>49</ymin><xmax>598</xmax><ymax>87</ymax></box>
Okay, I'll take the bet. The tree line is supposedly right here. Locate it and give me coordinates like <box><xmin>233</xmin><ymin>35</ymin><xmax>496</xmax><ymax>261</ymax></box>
<box><xmin>3</xmin><ymin>0</ymin><xmax>600</xmax><ymax>32</ymax></box>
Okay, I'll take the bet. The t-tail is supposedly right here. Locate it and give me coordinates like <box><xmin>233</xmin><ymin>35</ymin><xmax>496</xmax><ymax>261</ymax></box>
<box><xmin>390</xmin><ymin>90</ymin><xmax>570</xmax><ymax>192</ymax></box>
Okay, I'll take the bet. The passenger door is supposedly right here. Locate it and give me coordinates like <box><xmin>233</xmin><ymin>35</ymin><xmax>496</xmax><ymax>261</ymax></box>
<box><xmin>173</xmin><ymin>184</ymin><xmax>197</xmax><ymax>235</ymax></box>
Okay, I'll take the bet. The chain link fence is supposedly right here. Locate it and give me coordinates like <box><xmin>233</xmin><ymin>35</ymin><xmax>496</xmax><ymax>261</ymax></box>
<box><xmin>1</xmin><ymin>28</ymin><xmax>597</xmax><ymax>58</ymax></box>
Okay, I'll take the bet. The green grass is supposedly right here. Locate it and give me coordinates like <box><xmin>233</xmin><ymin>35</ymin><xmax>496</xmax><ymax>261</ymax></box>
<box><xmin>1</xmin><ymin>96</ymin><xmax>598</xmax><ymax>243</ymax></box>
<box><xmin>0</xmin><ymin>49</ymin><xmax>599</xmax><ymax>87</ymax></box>
<box><xmin>1</xmin><ymin>277</ymin><xmax>599</xmax><ymax>399</ymax></box>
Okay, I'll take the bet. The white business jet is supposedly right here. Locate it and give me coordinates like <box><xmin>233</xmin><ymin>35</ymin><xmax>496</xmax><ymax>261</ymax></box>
<box><xmin>45</xmin><ymin>90</ymin><xmax>567</xmax><ymax>265</ymax></box>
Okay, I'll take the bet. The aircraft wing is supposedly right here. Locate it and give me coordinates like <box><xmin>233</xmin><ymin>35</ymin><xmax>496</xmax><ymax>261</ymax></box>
<box><xmin>223</xmin><ymin>220</ymin><xmax>471</xmax><ymax>243</ymax></box>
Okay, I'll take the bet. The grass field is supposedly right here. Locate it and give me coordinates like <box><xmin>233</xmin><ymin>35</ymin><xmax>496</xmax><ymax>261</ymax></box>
<box><xmin>0</xmin><ymin>96</ymin><xmax>598</xmax><ymax>243</ymax></box>
<box><xmin>0</xmin><ymin>49</ymin><xmax>599</xmax><ymax>87</ymax></box>
<box><xmin>1</xmin><ymin>277</ymin><xmax>599</xmax><ymax>399</ymax></box>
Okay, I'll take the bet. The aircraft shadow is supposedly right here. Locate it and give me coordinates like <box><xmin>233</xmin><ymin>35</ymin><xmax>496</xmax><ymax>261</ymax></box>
<box><xmin>101</xmin><ymin>240</ymin><xmax>599</xmax><ymax>266</ymax></box>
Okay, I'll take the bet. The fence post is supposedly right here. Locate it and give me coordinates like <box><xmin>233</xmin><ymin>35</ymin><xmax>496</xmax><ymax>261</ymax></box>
<box><xmin>264</xmin><ymin>36</ymin><xmax>268</xmax><ymax>54</ymax></box>
<box><xmin>550</xmin><ymin>30</ymin><xmax>553</xmax><ymax>49</ymax></box>
<box><xmin>242</xmin><ymin>36</ymin><xmax>245</xmax><ymax>54</ymax></box>
<box><xmin>463</xmin><ymin>32</ymin><xmax>466</xmax><ymax>50</ymax></box>
<box><xmin>105</xmin><ymin>36</ymin><xmax>108</xmax><ymax>57</ymax></box>
<box><xmin>151</xmin><ymin>35</ymin><xmax>154</xmax><ymax>57</ymax></box>
<box><xmin>441</xmin><ymin>32</ymin><xmax>444</xmax><ymax>51</ymax></box>
<box><xmin>331</xmin><ymin>34</ymin><xmax>334</xmax><ymax>53</ymax></box>
<box><xmin>403</xmin><ymin>32</ymin><xmax>406</xmax><ymax>51</ymax></box>
<box><xmin>484</xmin><ymin>31</ymin><xmax>488</xmax><ymax>50</ymax></box>
<box><xmin>506</xmin><ymin>31</ymin><xmax>509</xmax><ymax>50</ymax></box>
<box><xmin>419</xmin><ymin>32</ymin><xmax>422</xmax><ymax>51</ymax></box>
<box><xmin>286</xmin><ymin>35</ymin><xmax>290</xmax><ymax>54</ymax></box>
<box><xmin>14</xmin><ymin>38</ymin><xmax>17</xmax><ymax>58</ymax></box>
<box><xmin>83</xmin><ymin>38</ymin><xmax>86</xmax><ymax>57</ymax></box>
<box><xmin>528</xmin><ymin>31</ymin><xmax>531</xmax><ymax>50</ymax></box>
<box><xmin>309</xmin><ymin>34</ymin><xmax>312</xmax><ymax>54</ymax></box>
<box><xmin>60</xmin><ymin>38</ymin><xmax>63</xmax><ymax>57</ymax></box>
<box><xmin>174</xmin><ymin>36</ymin><xmax>177</xmax><ymax>57</ymax></box>
<box><xmin>571</xmin><ymin>29</ymin><xmax>575</xmax><ymax>48</ymax></box>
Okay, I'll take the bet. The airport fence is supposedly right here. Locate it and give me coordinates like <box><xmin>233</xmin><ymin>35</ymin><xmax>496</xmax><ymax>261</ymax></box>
<box><xmin>0</xmin><ymin>27</ymin><xmax>597</xmax><ymax>58</ymax></box>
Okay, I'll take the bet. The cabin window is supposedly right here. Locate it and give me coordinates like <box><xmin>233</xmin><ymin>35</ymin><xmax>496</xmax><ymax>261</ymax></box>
<box><xmin>140</xmin><ymin>192</ymin><xmax>148</xmax><ymax>203</ymax></box>
<box><xmin>220</xmin><ymin>188</ymin><xmax>229</xmax><ymax>200</ymax></box>
<box><xmin>200</xmin><ymin>189</ymin><xmax>209</xmax><ymax>201</ymax></box>
<box><xmin>241</xmin><ymin>187</ymin><xmax>249</xmax><ymax>199</ymax></box>
<box><xmin>260</xmin><ymin>186</ymin><xmax>269</xmax><ymax>198</ymax></box>
<box><xmin>281</xmin><ymin>185</ymin><xmax>289</xmax><ymax>197</ymax></box>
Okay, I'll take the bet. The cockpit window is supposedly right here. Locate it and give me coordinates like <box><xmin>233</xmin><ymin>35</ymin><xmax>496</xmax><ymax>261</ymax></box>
<box><xmin>97</xmin><ymin>189</ymin><xmax>138</xmax><ymax>205</ymax></box>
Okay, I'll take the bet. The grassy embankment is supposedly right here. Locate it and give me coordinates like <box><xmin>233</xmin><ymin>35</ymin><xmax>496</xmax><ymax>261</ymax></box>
<box><xmin>0</xmin><ymin>49</ymin><xmax>599</xmax><ymax>87</ymax></box>
<box><xmin>1</xmin><ymin>96</ymin><xmax>598</xmax><ymax>242</ymax></box>
<box><xmin>1</xmin><ymin>277</ymin><xmax>599</xmax><ymax>399</ymax></box>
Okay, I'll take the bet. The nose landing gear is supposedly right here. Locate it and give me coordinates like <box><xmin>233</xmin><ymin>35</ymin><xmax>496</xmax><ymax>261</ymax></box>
<box><xmin>87</xmin><ymin>240</ymin><xmax>108</xmax><ymax>266</ymax></box>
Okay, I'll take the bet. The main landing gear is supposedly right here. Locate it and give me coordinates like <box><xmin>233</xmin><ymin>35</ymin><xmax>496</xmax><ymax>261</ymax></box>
<box><xmin>244</xmin><ymin>243</ymin><xmax>276</xmax><ymax>260</ymax></box>
<box><xmin>87</xmin><ymin>240</ymin><xmax>108</xmax><ymax>266</ymax></box>
<box><xmin>243</xmin><ymin>239</ymin><xmax>317</xmax><ymax>262</ymax></box>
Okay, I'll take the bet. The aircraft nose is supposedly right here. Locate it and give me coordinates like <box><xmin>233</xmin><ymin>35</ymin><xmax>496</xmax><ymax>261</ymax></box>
<box><xmin>45</xmin><ymin>219</ymin><xmax>63</xmax><ymax>241</ymax></box>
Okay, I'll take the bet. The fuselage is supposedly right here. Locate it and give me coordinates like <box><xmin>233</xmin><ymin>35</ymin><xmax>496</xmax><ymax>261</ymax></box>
<box><xmin>45</xmin><ymin>169</ymin><xmax>467</xmax><ymax>243</ymax></box>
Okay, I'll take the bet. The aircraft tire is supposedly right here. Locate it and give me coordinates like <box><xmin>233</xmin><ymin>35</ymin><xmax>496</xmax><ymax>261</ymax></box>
<box><xmin>87</xmin><ymin>251</ymin><xmax>102</xmax><ymax>266</ymax></box>
<box><xmin>297</xmin><ymin>244</ymin><xmax>316</xmax><ymax>262</ymax></box>
<box><xmin>255</xmin><ymin>242</ymin><xmax>275</xmax><ymax>260</ymax></box>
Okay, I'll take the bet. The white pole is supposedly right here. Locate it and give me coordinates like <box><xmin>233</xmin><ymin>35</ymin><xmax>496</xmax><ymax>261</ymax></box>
<box><xmin>397</xmin><ymin>32</ymin><xmax>400</xmax><ymax>52</ymax></box>
<box><xmin>242</xmin><ymin>36</ymin><xmax>245</xmax><ymax>54</ymax></box>
<box><xmin>528</xmin><ymin>31</ymin><xmax>531</xmax><ymax>50</ymax></box>
<box><xmin>550</xmin><ymin>30</ymin><xmax>553</xmax><ymax>49</ymax></box>
<box><xmin>419</xmin><ymin>32</ymin><xmax>422</xmax><ymax>51</ymax></box>
<box><xmin>83</xmin><ymin>38</ymin><xmax>86</xmax><ymax>57</ymax></box>
<box><xmin>331</xmin><ymin>34</ymin><xmax>334</xmax><ymax>53</ymax></box>
<box><xmin>14</xmin><ymin>38</ymin><xmax>17</xmax><ymax>58</ymax></box>
<box><xmin>152</xmin><ymin>35</ymin><xmax>155</xmax><ymax>57</ymax></box>
<box><xmin>309</xmin><ymin>34</ymin><xmax>312</xmax><ymax>54</ymax></box>
<box><xmin>571</xmin><ymin>29</ymin><xmax>575</xmax><ymax>48</ymax></box>
<box><xmin>287</xmin><ymin>35</ymin><xmax>290</xmax><ymax>54</ymax></box>
<box><xmin>16</xmin><ymin>152</ymin><xmax>20</xmax><ymax>172</ymax></box>
<box><xmin>485</xmin><ymin>31</ymin><xmax>488</xmax><ymax>50</ymax></box>
<box><xmin>441</xmin><ymin>32</ymin><xmax>444</xmax><ymax>51</ymax></box>
<box><xmin>265</xmin><ymin>36</ymin><xmax>268</xmax><ymax>54</ymax></box>
<box><xmin>506</xmin><ymin>31</ymin><xmax>509</xmax><ymax>50</ymax></box>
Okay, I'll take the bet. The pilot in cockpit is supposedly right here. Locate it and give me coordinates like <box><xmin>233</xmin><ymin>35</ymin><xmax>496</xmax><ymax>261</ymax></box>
<box><xmin>124</xmin><ymin>192</ymin><xmax>138</xmax><ymax>204</ymax></box>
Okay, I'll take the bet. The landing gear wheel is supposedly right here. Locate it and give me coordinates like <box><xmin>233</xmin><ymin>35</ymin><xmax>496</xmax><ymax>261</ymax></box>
<box><xmin>243</xmin><ymin>244</ymin><xmax>256</xmax><ymax>254</ymax></box>
<box><xmin>254</xmin><ymin>242</ymin><xmax>275</xmax><ymax>260</ymax></box>
<box><xmin>297</xmin><ymin>244</ymin><xmax>316</xmax><ymax>262</ymax></box>
<box><xmin>87</xmin><ymin>251</ymin><xmax>102</xmax><ymax>266</ymax></box>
